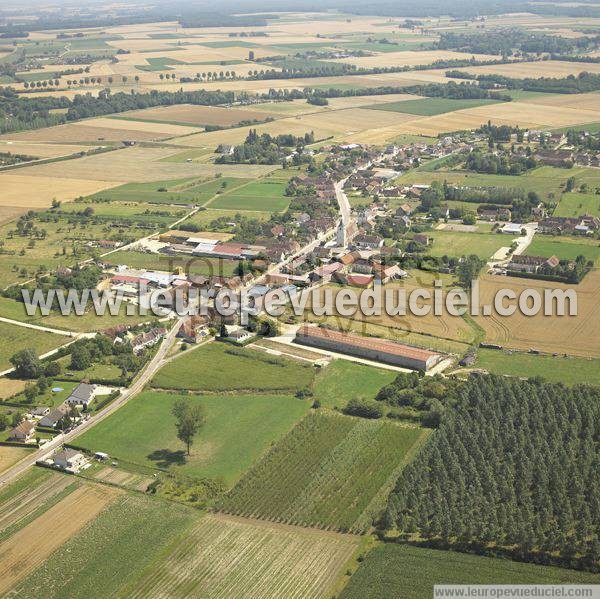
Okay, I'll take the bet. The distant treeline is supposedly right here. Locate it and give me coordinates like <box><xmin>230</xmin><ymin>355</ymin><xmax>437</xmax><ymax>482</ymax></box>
<box><xmin>447</xmin><ymin>71</ymin><xmax>600</xmax><ymax>94</ymax></box>
<box><xmin>437</xmin><ymin>29</ymin><xmax>600</xmax><ymax>56</ymax></box>
<box><xmin>179</xmin><ymin>13</ymin><xmax>276</xmax><ymax>28</ymax></box>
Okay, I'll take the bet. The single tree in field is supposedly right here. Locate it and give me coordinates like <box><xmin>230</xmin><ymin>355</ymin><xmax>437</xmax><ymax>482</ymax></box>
<box><xmin>172</xmin><ymin>400</ymin><xmax>205</xmax><ymax>456</ymax></box>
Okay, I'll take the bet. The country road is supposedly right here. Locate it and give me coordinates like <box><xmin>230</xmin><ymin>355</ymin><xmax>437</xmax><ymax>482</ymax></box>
<box><xmin>0</xmin><ymin>316</ymin><xmax>183</xmax><ymax>488</ymax></box>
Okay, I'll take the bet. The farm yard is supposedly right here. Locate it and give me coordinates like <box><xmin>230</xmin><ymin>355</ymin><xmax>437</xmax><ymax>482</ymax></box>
<box><xmin>220</xmin><ymin>412</ymin><xmax>429</xmax><ymax>533</ymax></box>
<box><xmin>75</xmin><ymin>390</ymin><xmax>311</xmax><ymax>485</ymax></box>
<box><xmin>125</xmin><ymin>513</ymin><xmax>358</xmax><ymax>599</ymax></box>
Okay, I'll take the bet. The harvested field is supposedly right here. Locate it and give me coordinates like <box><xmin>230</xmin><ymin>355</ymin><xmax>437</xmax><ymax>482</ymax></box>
<box><xmin>126</xmin><ymin>513</ymin><xmax>358</xmax><ymax>599</ymax></box>
<box><xmin>120</xmin><ymin>104</ymin><xmax>279</xmax><ymax>126</ymax></box>
<box><xmin>221</xmin><ymin>412</ymin><xmax>428</xmax><ymax>533</ymax></box>
<box><xmin>80</xmin><ymin>116</ymin><xmax>200</xmax><ymax>137</ymax></box>
<box><xmin>474</xmin><ymin>271</ymin><xmax>600</xmax><ymax>358</ymax></box>
<box><xmin>464</xmin><ymin>59</ymin><xmax>600</xmax><ymax>79</ymax></box>
<box><xmin>0</xmin><ymin>206</ymin><xmax>27</xmax><ymax>225</ymax></box>
<box><xmin>0</xmin><ymin>141</ymin><xmax>92</xmax><ymax>159</ymax></box>
<box><xmin>0</xmin><ymin>173</ymin><xmax>121</xmax><ymax>207</ymax></box>
<box><xmin>12</xmin><ymin>146</ymin><xmax>276</xmax><ymax>184</ymax></box>
<box><xmin>0</xmin><ymin>483</ymin><xmax>119</xmax><ymax>595</ymax></box>
<box><xmin>0</xmin><ymin>471</ymin><xmax>75</xmax><ymax>538</ymax></box>
<box><xmin>331</xmin><ymin>49</ymin><xmax>499</xmax><ymax>68</ymax></box>
<box><xmin>0</xmin><ymin>378</ymin><xmax>27</xmax><ymax>399</ymax></box>
<box><xmin>0</xmin><ymin>446</ymin><xmax>30</xmax><ymax>475</ymax></box>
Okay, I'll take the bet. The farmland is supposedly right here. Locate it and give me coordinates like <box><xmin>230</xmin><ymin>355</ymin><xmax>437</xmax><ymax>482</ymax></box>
<box><xmin>208</xmin><ymin>179</ymin><xmax>291</xmax><ymax>212</ymax></box>
<box><xmin>473</xmin><ymin>348</ymin><xmax>600</xmax><ymax>387</ymax></box>
<box><xmin>341</xmin><ymin>543</ymin><xmax>600</xmax><ymax>599</ymax></box>
<box><xmin>427</xmin><ymin>229</ymin><xmax>504</xmax><ymax>260</ymax></box>
<box><xmin>312</xmin><ymin>360</ymin><xmax>396</xmax><ymax>410</ymax></box>
<box><xmin>366</xmin><ymin>97</ymin><xmax>502</xmax><ymax>116</ymax></box>
<box><xmin>524</xmin><ymin>235</ymin><xmax>600</xmax><ymax>263</ymax></box>
<box><xmin>10</xmin><ymin>493</ymin><xmax>198</xmax><ymax>599</ymax></box>
<box><xmin>0</xmin><ymin>322</ymin><xmax>67</xmax><ymax>371</ymax></box>
<box><xmin>475</xmin><ymin>271</ymin><xmax>600</xmax><ymax>358</ymax></box>
<box><xmin>125</xmin><ymin>513</ymin><xmax>358</xmax><ymax>599</ymax></box>
<box><xmin>75</xmin><ymin>390</ymin><xmax>310</xmax><ymax>485</ymax></box>
<box><xmin>220</xmin><ymin>412</ymin><xmax>429</xmax><ymax>533</ymax></box>
<box><xmin>554</xmin><ymin>192</ymin><xmax>600</xmax><ymax>218</ymax></box>
<box><xmin>0</xmin><ymin>482</ymin><xmax>119</xmax><ymax>595</ymax></box>
<box><xmin>151</xmin><ymin>342</ymin><xmax>314</xmax><ymax>392</ymax></box>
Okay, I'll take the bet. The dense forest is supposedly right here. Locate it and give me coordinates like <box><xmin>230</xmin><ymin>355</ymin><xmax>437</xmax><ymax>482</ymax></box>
<box><xmin>386</xmin><ymin>375</ymin><xmax>599</xmax><ymax>571</ymax></box>
<box><xmin>464</xmin><ymin>71</ymin><xmax>600</xmax><ymax>94</ymax></box>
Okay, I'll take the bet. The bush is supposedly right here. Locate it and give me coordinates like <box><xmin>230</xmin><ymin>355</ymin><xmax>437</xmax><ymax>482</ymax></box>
<box><xmin>343</xmin><ymin>399</ymin><xmax>384</xmax><ymax>419</ymax></box>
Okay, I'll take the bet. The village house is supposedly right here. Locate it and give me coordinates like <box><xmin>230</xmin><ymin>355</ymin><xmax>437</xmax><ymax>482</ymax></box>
<box><xmin>9</xmin><ymin>420</ymin><xmax>36</xmax><ymax>443</ymax></box>
<box><xmin>39</xmin><ymin>405</ymin><xmax>69</xmax><ymax>429</ymax></box>
<box><xmin>178</xmin><ymin>315</ymin><xmax>210</xmax><ymax>343</ymax></box>
<box><xmin>477</xmin><ymin>207</ymin><xmax>512</xmax><ymax>221</ymax></box>
<box><xmin>65</xmin><ymin>383</ymin><xmax>96</xmax><ymax>409</ymax></box>
<box><xmin>508</xmin><ymin>254</ymin><xmax>559</xmax><ymax>274</ymax></box>
<box><xmin>309</xmin><ymin>262</ymin><xmax>344</xmax><ymax>284</ymax></box>
<box><xmin>52</xmin><ymin>448</ymin><xmax>88</xmax><ymax>472</ymax></box>
<box><xmin>353</xmin><ymin>234</ymin><xmax>384</xmax><ymax>250</ymax></box>
<box><xmin>372</xmin><ymin>263</ymin><xmax>407</xmax><ymax>283</ymax></box>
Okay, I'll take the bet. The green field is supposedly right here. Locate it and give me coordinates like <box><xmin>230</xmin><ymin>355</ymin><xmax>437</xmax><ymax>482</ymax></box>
<box><xmin>427</xmin><ymin>230</ymin><xmax>503</xmax><ymax>259</ymax></box>
<box><xmin>474</xmin><ymin>349</ymin><xmax>600</xmax><ymax>386</ymax></box>
<box><xmin>366</xmin><ymin>97</ymin><xmax>500</xmax><ymax>116</ymax></box>
<box><xmin>152</xmin><ymin>343</ymin><xmax>314</xmax><ymax>392</ymax></box>
<box><xmin>0</xmin><ymin>322</ymin><xmax>67</xmax><ymax>371</ymax></box>
<box><xmin>87</xmin><ymin>176</ymin><xmax>247</xmax><ymax>206</ymax></box>
<box><xmin>75</xmin><ymin>390</ymin><xmax>310</xmax><ymax>485</ymax></box>
<box><xmin>341</xmin><ymin>543</ymin><xmax>599</xmax><ymax>598</ymax></box>
<box><xmin>12</xmin><ymin>493</ymin><xmax>198</xmax><ymax>599</ymax></box>
<box><xmin>220</xmin><ymin>412</ymin><xmax>428</xmax><ymax>533</ymax></box>
<box><xmin>525</xmin><ymin>235</ymin><xmax>600</xmax><ymax>263</ymax></box>
<box><xmin>208</xmin><ymin>180</ymin><xmax>290</xmax><ymax>212</ymax></box>
<box><xmin>312</xmin><ymin>360</ymin><xmax>396</xmax><ymax>410</ymax></box>
<box><xmin>136</xmin><ymin>56</ymin><xmax>185</xmax><ymax>71</ymax></box>
<box><xmin>398</xmin><ymin>166</ymin><xmax>600</xmax><ymax>201</ymax></box>
<box><xmin>124</xmin><ymin>513</ymin><xmax>357</xmax><ymax>599</ymax></box>
<box><xmin>555</xmin><ymin>192</ymin><xmax>600</xmax><ymax>218</ymax></box>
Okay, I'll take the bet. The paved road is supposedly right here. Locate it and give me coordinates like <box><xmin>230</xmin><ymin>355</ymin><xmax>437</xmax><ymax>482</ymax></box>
<box><xmin>0</xmin><ymin>317</ymin><xmax>183</xmax><ymax>488</ymax></box>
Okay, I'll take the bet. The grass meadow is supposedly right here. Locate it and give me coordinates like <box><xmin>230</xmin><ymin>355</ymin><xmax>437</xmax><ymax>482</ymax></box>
<box><xmin>554</xmin><ymin>192</ymin><xmax>600</xmax><ymax>218</ymax></box>
<box><xmin>75</xmin><ymin>390</ymin><xmax>310</xmax><ymax>485</ymax></box>
<box><xmin>524</xmin><ymin>235</ymin><xmax>600</xmax><ymax>263</ymax></box>
<box><xmin>152</xmin><ymin>343</ymin><xmax>314</xmax><ymax>393</ymax></box>
<box><xmin>366</xmin><ymin>97</ymin><xmax>500</xmax><ymax>116</ymax></box>
<box><xmin>208</xmin><ymin>180</ymin><xmax>290</xmax><ymax>212</ymax></box>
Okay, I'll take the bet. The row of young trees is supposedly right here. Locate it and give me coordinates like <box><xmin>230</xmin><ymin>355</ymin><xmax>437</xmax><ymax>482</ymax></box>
<box><xmin>386</xmin><ymin>375</ymin><xmax>599</xmax><ymax>571</ymax></box>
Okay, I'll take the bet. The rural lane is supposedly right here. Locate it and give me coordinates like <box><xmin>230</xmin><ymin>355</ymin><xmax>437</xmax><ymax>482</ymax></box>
<box><xmin>0</xmin><ymin>316</ymin><xmax>183</xmax><ymax>488</ymax></box>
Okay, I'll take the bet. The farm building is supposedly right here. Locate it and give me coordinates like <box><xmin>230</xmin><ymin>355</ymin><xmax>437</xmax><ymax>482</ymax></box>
<box><xmin>65</xmin><ymin>383</ymin><xmax>96</xmax><ymax>408</ymax></box>
<box><xmin>52</xmin><ymin>448</ymin><xmax>88</xmax><ymax>472</ymax></box>
<box><xmin>295</xmin><ymin>326</ymin><xmax>443</xmax><ymax>371</ymax></box>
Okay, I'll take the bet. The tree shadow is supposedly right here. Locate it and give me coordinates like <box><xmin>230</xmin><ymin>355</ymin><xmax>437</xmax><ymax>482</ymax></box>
<box><xmin>147</xmin><ymin>448</ymin><xmax>187</xmax><ymax>469</ymax></box>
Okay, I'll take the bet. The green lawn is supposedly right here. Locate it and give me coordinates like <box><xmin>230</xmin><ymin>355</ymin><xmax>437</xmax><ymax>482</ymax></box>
<box><xmin>366</xmin><ymin>97</ymin><xmax>501</xmax><ymax>116</ymax></box>
<box><xmin>75</xmin><ymin>390</ymin><xmax>310</xmax><ymax>485</ymax></box>
<box><xmin>555</xmin><ymin>192</ymin><xmax>600</xmax><ymax>218</ymax></box>
<box><xmin>312</xmin><ymin>360</ymin><xmax>396</xmax><ymax>410</ymax></box>
<box><xmin>13</xmin><ymin>493</ymin><xmax>198</xmax><ymax>599</ymax></box>
<box><xmin>474</xmin><ymin>349</ymin><xmax>600</xmax><ymax>387</ymax></box>
<box><xmin>208</xmin><ymin>180</ymin><xmax>290</xmax><ymax>212</ymax></box>
<box><xmin>525</xmin><ymin>235</ymin><xmax>600</xmax><ymax>263</ymax></box>
<box><xmin>152</xmin><ymin>343</ymin><xmax>314</xmax><ymax>392</ymax></box>
<box><xmin>341</xmin><ymin>543</ymin><xmax>599</xmax><ymax>598</ymax></box>
<box><xmin>427</xmin><ymin>230</ymin><xmax>504</xmax><ymax>259</ymax></box>
<box><xmin>6</xmin><ymin>381</ymin><xmax>77</xmax><ymax>410</ymax></box>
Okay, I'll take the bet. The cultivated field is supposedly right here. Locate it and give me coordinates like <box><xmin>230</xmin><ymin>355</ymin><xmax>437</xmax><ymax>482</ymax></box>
<box><xmin>208</xmin><ymin>179</ymin><xmax>290</xmax><ymax>212</ymax></box>
<box><xmin>0</xmin><ymin>446</ymin><xmax>31</xmax><ymax>475</ymax></box>
<box><xmin>11</xmin><ymin>493</ymin><xmax>198</xmax><ymax>599</ymax></box>
<box><xmin>0</xmin><ymin>483</ymin><xmax>119</xmax><ymax>594</ymax></box>
<box><xmin>554</xmin><ymin>192</ymin><xmax>600</xmax><ymax>218</ymax></box>
<box><xmin>474</xmin><ymin>271</ymin><xmax>600</xmax><ymax>358</ymax></box>
<box><xmin>331</xmin><ymin>50</ymin><xmax>499</xmax><ymax>68</ymax></box>
<box><xmin>120</xmin><ymin>104</ymin><xmax>279</xmax><ymax>126</ymax></box>
<box><xmin>341</xmin><ymin>543</ymin><xmax>600</xmax><ymax>599</ymax></box>
<box><xmin>125</xmin><ymin>513</ymin><xmax>358</xmax><ymax>599</ymax></box>
<box><xmin>75</xmin><ymin>390</ymin><xmax>310</xmax><ymax>485</ymax></box>
<box><xmin>152</xmin><ymin>342</ymin><xmax>314</xmax><ymax>392</ymax></box>
<box><xmin>220</xmin><ymin>412</ymin><xmax>428</xmax><ymax>533</ymax></box>
<box><xmin>0</xmin><ymin>141</ymin><xmax>93</xmax><ymax>159</ymax></box>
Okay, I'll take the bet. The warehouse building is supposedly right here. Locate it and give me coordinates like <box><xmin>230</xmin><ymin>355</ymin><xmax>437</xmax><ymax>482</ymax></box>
<box><xmin>295</xmin><ymin>325</ymin><xmax>443</xmax><ymax>371</ymax></box>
